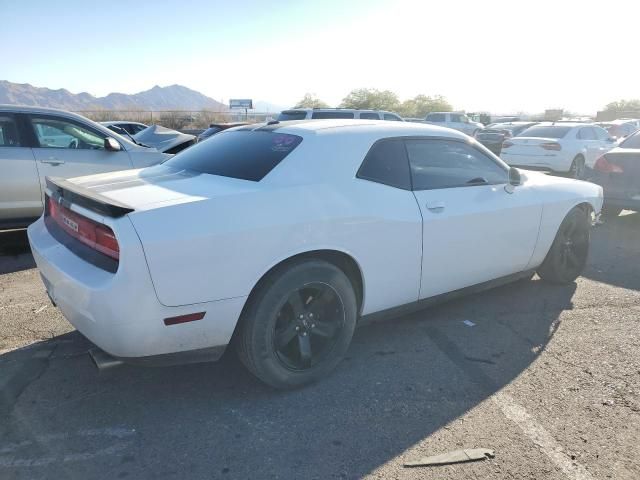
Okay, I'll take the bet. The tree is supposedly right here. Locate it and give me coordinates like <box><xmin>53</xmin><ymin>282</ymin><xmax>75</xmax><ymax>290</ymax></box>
<box><xmin>340</xmin><ymin>89</ymin><xmax>400</xmax><ymax>111</ymax></box>
<box><xmin>398</xmin><ymin>94</ymin><xmax>453</xmax><ymax>118</ymax></box>
<box><xmin>294</xmin><ymin>93</ymin><xmax>329</xmax><ymax>109</ymax></box>
<box><xmin>604</xmin><ymin>99</ymin><xmax>640</xmax><ymax>112</ymax></box>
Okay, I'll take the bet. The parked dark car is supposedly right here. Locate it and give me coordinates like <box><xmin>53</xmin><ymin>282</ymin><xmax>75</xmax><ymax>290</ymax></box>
<box><xmin>474</xmin><ymin>122</ymin><xmax>538</xmax><ymax>155</ymax></box>
<box><xmin>197</xmin><ymin>122</ymin><xmax>249</xmax><ymax>142</ymax></box>
<box><xmin>589</xmin><ymin>130</ymin><xmax>640</xmax><ymax>217</ymax></box>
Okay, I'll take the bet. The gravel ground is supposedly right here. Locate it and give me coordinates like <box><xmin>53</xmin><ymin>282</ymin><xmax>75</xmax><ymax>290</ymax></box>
<box><xmin>0</xmin><ymin>214</ymin><xmax>639</xmax><ymax>479</ymax></box>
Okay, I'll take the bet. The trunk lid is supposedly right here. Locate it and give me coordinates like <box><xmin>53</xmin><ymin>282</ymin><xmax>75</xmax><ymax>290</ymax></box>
<box><xmin>502</xmin><ymin>137</ymin><xmax>561</xmax><ymax>156</ymax></box>
<box><xmin>58</xmin><ymin>164</ymin><xmax>259</xmax><ymax>214</ymax></box>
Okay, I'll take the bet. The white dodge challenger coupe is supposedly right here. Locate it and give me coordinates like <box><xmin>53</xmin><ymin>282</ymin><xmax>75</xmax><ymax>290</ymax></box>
<box><xmin>28</xmin><ymin>120</ymin><xmax>603</xmax><ymax>388</ymax></box>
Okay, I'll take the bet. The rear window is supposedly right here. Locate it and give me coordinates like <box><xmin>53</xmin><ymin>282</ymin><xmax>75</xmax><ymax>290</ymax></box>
<box><xmin>311</xmin><ymin>111</ymin><xmax>355</xmax><ymax>119</ymax></box>
<box><xmin>164</xmin><ymin>130</ymin><xmax>303</xmax><ymax>181</ymax></box>
<box><xmin>277</xmin><ymin>110</ymin><xmax>308</xmax><ymax>121</ymax></box>
<box><xmin>620</xmin><ymin>131</ymin><xmax>640</xmax><ymax>148</ymax></box>
<box><xmin>518</xmin><ymin>126</ymin><xmax>571</xmax><ymax>139</ymax></box>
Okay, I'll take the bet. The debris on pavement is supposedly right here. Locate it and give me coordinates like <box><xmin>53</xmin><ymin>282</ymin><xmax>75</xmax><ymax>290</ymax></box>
<box><xmin>404</xmin><ymin>448</ymin><xmax>495</xmax><ymax>467</ymax></box>
<box><xmin>462</xmin><ymin>320</ymin><xmax>476</xmax><ymax>327</ymax></box>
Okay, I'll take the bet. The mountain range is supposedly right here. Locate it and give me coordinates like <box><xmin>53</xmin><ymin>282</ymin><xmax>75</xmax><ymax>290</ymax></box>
<box><xmin>0</xmin><ymin>80</ymin><xmax>275</xmax><ymax>111</ymax></box>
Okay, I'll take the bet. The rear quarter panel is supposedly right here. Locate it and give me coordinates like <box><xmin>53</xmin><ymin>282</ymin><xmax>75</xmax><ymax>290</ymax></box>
<box><xmin>128</xmin><ymin>134</ymin><xmax>423</xmax><ymax>314</ymax></box>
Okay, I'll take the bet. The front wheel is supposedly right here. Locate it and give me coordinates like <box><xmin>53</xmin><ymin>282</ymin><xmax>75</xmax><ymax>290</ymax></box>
<box><xmin>568</xmin><ymin>156</ymin><xmax>586</xmax><ymax>179</ymax></box>
<box><xmin>537</xmin><ymin>207</ymin><xmax>590</xmax><ymax>284</ymax></box>
<box><xmin>236</xmin><ymin>259</ymin><xmax>357</xmax><ymax>389</ymax></box>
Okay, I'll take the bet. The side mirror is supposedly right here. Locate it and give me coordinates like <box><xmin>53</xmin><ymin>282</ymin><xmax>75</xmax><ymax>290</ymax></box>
<box><xmin>104</xmin><ymin>137</ymin><xmax>121</xmax><ymax>151</ymax></box>
<box><xmin>606</xmin><ymin>137</ymin><xmax>616</xmax><ymax>143</ymax></box>
<box><xmin>509</xmin><ymin>167</ymin><xmax>521</xmax><ymax>186</ymax></box>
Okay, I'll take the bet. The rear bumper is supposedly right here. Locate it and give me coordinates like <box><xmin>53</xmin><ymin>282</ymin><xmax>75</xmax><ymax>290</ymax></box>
<box><xmin>588</xmin><ymin>172</ymin><xmax>640</xmax><ymax>211</ymax></box>
<box><xmin>27</xmin><ymin>216</ymin><xmax>246</xmax><ymax>361</ymax></box>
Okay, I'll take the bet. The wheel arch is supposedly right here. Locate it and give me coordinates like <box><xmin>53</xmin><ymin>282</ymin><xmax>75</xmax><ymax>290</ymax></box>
<box><xmin>236</xmin><ymin>249</ymin><xmax>366</xmax><ymax>333</ymax></box>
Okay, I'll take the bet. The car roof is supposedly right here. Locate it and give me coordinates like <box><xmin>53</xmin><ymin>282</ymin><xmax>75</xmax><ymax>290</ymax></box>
<box><xmin>0</xmin><ymin>104</ymin><xmax>88</xmax><ymax>117</ymax></box>
<box><xmin>246</xmin><ymin>119</ymin><xmax>468</xmax><ymax>139</ymax></box>
<box><xmin>281</xmin><ymin>108</ymin><xmax>400</xmax><ymax>115</ymax></box>
<box><xmin>533</xmin><ymin>122</ymin><xmax>592</xmax><ymax>128</ymax></box>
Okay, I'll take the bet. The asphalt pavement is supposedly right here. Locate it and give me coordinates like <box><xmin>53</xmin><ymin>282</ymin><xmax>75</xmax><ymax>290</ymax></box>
<box><xmin>0</xmin><ymin>214</ymin><xmax>639</xmax><ymax>479</ymax></box>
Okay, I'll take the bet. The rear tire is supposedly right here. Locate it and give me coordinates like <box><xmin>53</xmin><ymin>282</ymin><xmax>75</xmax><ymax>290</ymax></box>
<box><xmin>236</xmin><ymin>259</ymin><xmax>357</xmax><ymax>389</ymax></box>
<box><xmin>569</xmin><ymin>155</ymin><xmax>586</xmax><ymax>179</ymax></box>
<box><xmin>537</xmin><ymin>207</ymin><xmax>590</xmax><ymax>284</ymax></box>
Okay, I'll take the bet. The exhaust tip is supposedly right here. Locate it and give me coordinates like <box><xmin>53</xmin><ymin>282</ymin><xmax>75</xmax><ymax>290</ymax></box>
<box><xmin>89</xmin><ymin>348</ymin><xmax>124</xmax><ymax>370</ymax></box>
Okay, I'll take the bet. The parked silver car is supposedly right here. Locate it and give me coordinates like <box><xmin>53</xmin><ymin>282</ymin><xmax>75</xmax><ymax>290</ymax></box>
<box><xmin>424</xmin><ymin>112</ymin><xmax>484</xmax><ymax>136</ymax></box>
<box><xmin>0</xmin><ymin>105</ymin><xmax>171</xmax><ymax>228</ymax></box>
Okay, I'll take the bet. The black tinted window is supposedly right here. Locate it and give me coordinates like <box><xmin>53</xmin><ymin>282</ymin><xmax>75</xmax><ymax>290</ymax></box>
<box><xmin>311</xmin><ymin>111</ymin><xmax>355</xmax><ymax>119</ymax></box>
<box><xmin>519</xmin><ymin>126</ymin><xmax>571</xmax><ymax>138</ymax></box>
<box><xmin>277</xmin><ymin>110</ymin><xmax>308</xmax><ymax>121</ymax></box>
<box><xmin>450</xmin><ymin>114</ymin><xmax>462</xmax><ymax>122</ymax></box>
<box><xmin>0</xmin><ymin>115</ymin><xmax>20</xmax><ymax>147</ymax></box>
<box><xmin>357</xmin><ymin>139</ymin><xmax>411</xmax><ymax>190</ymax></box>
<box><xmin>164</xmin><ymin>130</ymin><xmax>302</xmax><ymax>181</ymax></box>
<box><xmin>359</xmin><ymin>112</ymin><xmax>380</xmax><ymax>120</ymax></box>
<box><xmin>426</xmin><ymin>113</ymin><xmax>446</xmax><ymax>122</ymax></box>
<box><xmin>620</xmin><ymin>130</ymin><xmax>640</xmax><ymax>148</ymax></box>
<box><xmin>406</xmin><ymin>139</ymin><xmax>508</xmax><ymax>190</ymax></box>
<box><xmin>593</xmin><ymin>126</ymin><xmax>610</xmax><ymax>140</ymax></box>
<box><xmin>383</xmin><ymin>114</ymin><xmax>402</xmax><ymax>121</ymax></box>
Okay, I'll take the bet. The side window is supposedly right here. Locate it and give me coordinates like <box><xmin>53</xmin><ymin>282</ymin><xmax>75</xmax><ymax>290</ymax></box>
<box><xmin>31</xmin><ymin>117</ymin><xmax>106</xmax><ymax>150</ymax></box>
<box><xmin>131</xmin><ymin>124</ymin><xmax>147</xmax><ymax>134</ymax></box>
<box><xmin>426</xmin><ymin>113</ymin><xmax>445</xmax><ymax>122</ymax></box>
<box><xmin>577</xmin><ymin>127</ymin><xmax>596</xmax><ymax>140</ymax></box>
<box><xmin>406</xmin><ymin>139</ymin><xmax>508</xmax><ymax>190</ymax></box>
<box><xmin>0</xmin><ymin>115</ymin><xmax>21</xmax><ymax>147</ymax></box>
<box><xmin>357</xmin><ymin>139</ymin><xmax>411</xmax><ymax>190</ymax></box>
<box><xmin>311</xmin><ymin>111</ymin><xmax>355</xmax><ymax>119</ymax></box>
<box><xmin>359</xmin><ymin>112</ymin><xmax>380</xmax><ymax>120</ymax></box>
<box><xmin>449</xmin><ymin>113</ymin><xmax>462</xmax><ymax>123</ymax></box>
<box><xmin>383</xmin><ymin>114</ymin><xmax>402</xmax><ymax>121</ymax></box>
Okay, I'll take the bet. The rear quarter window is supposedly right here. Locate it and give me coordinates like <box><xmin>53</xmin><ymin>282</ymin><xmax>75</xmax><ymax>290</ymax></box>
<box><xmin>163</xmin><ymin>130</ymin><xmax>303</xmax><ymax>181</ymax></box>
<box><xmin>426</xmin><ymin>113</ymin><xmax>446</xmax><ymax>122</ymax></box>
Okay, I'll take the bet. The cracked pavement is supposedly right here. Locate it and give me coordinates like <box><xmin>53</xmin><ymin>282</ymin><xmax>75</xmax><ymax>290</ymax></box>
<box><xmin>0</xmin><ymin>213</ymin><xmax>639</xmax><ymax>479</ymax></box>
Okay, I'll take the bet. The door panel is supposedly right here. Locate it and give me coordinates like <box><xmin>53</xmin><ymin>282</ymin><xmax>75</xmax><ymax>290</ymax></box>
<box><xmin>0</xmin><ymin>146</ymin><xmax>42</xmax><ymax>221</ymax></box>
<box><xmin>405</xmin><ymin>137</ymin><xmax>542</xmax><ymax>299</ymax></box>
<box><xmin>414</xmin><ymin>185</ymin><xmax>541</xmax><ymax>298</ymax></box>
<box><xmin>28</xmin><ymin>115</ymin><xmax>133</xmax><ymax>194</ymax></box>
<box><xmin>0</xmin><ymin>113</ymin><xmax>42</xmax><ymax>222</ymax></box>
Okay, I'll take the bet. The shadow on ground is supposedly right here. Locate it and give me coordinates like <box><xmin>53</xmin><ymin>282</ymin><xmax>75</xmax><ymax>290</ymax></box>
<box><xmin>584</xmin><ymin>211</ymin><xmax>640</xmax><ymax>290</ymax></box>
<box><xmin>0</xmin><ymin>230</ymin><xmax>34</xmax><ymax>274</ymax></box>
<box><xmin>0</xmin><ymin>277</ymin><xmax>576</xmax><ymax>479</ymax></box>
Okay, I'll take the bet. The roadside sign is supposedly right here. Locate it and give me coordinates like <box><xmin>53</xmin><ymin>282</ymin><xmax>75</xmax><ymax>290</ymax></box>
<box><xmin>230</xmin><ymin>99</ymin><xmax>253</xmax><ymax>109</ymax></box>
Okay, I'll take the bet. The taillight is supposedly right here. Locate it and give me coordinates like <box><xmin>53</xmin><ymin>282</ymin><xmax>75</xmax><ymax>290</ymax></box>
<box><xmin>540</xmin><ymin>142</ymin><xmax>562</xmax><ymax>151</ymax></box>
<box><xmin>502</xmin><ymin>140</ymin><xmax>513</xmax><ymax>149</ymax></box>
<box><xmin>594</xmin><ymin>155</ymin><xmax>623</xmax><ymax>173</ymax></box>
<box><xmin>47</xmin><ymin>196</ymin><xmax>120</xmax><ymax>260</ymax></box>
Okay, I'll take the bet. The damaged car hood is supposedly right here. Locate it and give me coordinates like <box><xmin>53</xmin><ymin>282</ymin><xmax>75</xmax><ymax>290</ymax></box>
<box><xmin>133</xmin><ymin>125</ymin><xmax>196</xmax><ymax>154</ymax></box>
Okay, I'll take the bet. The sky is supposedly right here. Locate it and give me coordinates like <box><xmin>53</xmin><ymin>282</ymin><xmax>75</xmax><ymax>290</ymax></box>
<box><xmin>2</xmin><ymin>0</ymin><xmax>640</xmax><ymax>114</ymax></box>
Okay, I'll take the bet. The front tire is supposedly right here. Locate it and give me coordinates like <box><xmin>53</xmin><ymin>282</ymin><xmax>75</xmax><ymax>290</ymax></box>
<box><xmin>537</xmin><ymin>207</ymin><xmax>590</xmax><ymax>284</ymax></box>
<box><xmin>236</xmin><ymin>259</ymin><xmax>357</xmax><ymax>389</ymax></box>
<box><xmin>568</xmin><ymin>155</ymin><xmax>586</xmax><ymax>179</ymax></box>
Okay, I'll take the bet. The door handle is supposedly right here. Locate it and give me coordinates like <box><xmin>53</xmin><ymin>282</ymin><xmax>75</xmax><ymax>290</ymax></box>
<box><xmin>41</xmin><ymin>157</ymin><xmax>65</xmax><ymax>165</ymax></box>
<box><xmin>426</xmin><ymin>201</ymin><xmax>445</xmax><ymax>212</ymax></box>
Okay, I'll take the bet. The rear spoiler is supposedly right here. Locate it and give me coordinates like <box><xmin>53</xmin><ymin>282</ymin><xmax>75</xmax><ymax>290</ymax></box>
<box><xmin>46</xmin><ymin>177</ymin><xmax>134</xmax><ymax>218</ymax></box>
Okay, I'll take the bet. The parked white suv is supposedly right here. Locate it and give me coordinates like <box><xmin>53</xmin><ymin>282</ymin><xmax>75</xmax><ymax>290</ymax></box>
<box><xmin>0</xmin><ymin>105</ymin><xmax>171</xmax><ymax>228</ymax></box>
<box><xmin>277</xmin><ymin>108</ymin><xmax>404</xmax><ymax>122</ymax></box>
<box><xmin>424</xmin><ymin>112</ymin><xmax>483</xmax><ymax>136</ymax></box>
<box><xmin>500</xmin><ymin>122</ymin><xmax>616</xmax><ymax>178</ymax></box>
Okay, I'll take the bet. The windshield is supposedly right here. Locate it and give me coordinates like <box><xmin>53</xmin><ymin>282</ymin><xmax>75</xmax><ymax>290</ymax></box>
<box><xmin>164</xmin><ymin>130</ymin><xmax>303</xmax><ymax>181</ymax></box>
<box><xmin>518</xmin><ymin>125</ymin><xmax>571</xmax><ymax>138</ymax></box>
<box><xmin>619</xmin><ymin>130</ymin><xmax>640</xmax><ymax>148</ymax></box>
